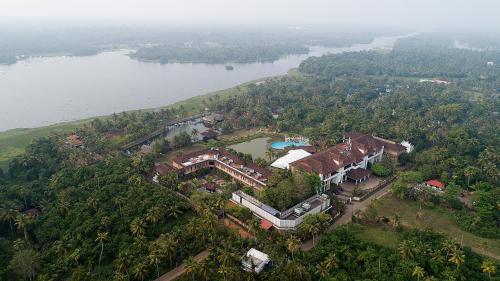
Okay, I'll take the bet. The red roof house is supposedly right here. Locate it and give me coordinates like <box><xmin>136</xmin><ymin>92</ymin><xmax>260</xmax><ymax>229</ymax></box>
<box><xmin>426</xmin><ymin>179</ymin><xmax>446</xmax><ymax>190</ymax></box>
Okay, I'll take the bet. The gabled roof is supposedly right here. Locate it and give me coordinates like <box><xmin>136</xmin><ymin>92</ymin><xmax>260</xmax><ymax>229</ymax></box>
<box><xmin>346</xmin><ymin>168</ymin><xmax>371</xmax><ymax>180</ymax></box>
<box><xmin>290</xmin><ymin>133</ymin><xmax>388</xmax><ymax>176</ymax></box>
<box><xmin>154</xmin><ymin>163</ymin><xmax>176</xmax><ymax>176</ymax></box>
<box><xmin>426</xmin><ymin>179</ymin><xmax>445</xmax><ymax>189</ymax></box>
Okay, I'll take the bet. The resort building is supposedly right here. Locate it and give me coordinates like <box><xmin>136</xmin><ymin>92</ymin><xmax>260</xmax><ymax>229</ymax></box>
<box><xmin>231</xmin><ymin>190</ymin><xmax>331</xmax><ymax>230</ymax></box>
<box><xmin>171</xmin><ymin>148</ymin><xmax>271</xmax><ymax>191</ymax></box>
<box><xmin>290</xmin><ymin>132</ymin><xmax>406</xmax><ymax>190</ymax></box>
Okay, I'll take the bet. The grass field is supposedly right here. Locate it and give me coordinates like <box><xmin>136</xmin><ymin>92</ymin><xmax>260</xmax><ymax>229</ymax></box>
<box><xmin>357</xmin><ymin>195</ymin><xmax>500</xmax><ymax>260</ymax></box>
<box><xmin>0</xmin><ymin>76</ymin><xmax>274</xmax><ymax>171</ymax></box>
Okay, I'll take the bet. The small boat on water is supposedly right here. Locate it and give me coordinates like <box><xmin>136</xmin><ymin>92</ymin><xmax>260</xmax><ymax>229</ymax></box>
<box><xmin>225</xmin><ymin>65</ymin><xmax>234</xmax><ymax>71</ymax></box>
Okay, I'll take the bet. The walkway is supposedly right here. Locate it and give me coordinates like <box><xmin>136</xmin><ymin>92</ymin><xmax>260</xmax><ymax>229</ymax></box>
<box><xmin>154</xmin><ymin>250</ymin><xmax>210</xmax><ymax>281</ymax></box>
<box><xmin>300</xmin><ymin>183</ymin><xmax>393</xmax><ymax>251</ymax></box>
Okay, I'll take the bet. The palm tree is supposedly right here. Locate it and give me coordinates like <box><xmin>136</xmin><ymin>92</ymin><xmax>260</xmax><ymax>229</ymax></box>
<box><xmin>130</xmin><ymin>218</ymin><xmax>147</xmax><ymax>239</ymax></box>
<box><xmin>184</xmin><ymin>256</ymin><xmax>198</xmax><ymax>281</ymax></box>
<box><xmin>412</xmin><ymin>266</ymin><xmax>425</xmax><ymax>281</ymax></box>
<box><xmin>248</xmin><ymin>217</ymin><xmax>261</xmax><ymax>242</ymax></box>
<box><xmin>146</xmin><ymin>206</ymin><xmax>162</xmax><ymax>224</ymax></box>
<box><xmin>167</xmin><ymin>205</ymin><xmax>182</xmax><ymax>219</ymax></box>
<box><xmin>95</xmin><ymin>231</ymin><xmax>109</xmax><ymax>270</ymax></box>
<box><xmin>449</xmin><ymin>248</ymin><xmax>465</xmax><ymax>269</ymax></box>
<box><xmin>315</xmin><ymin>262</ymin><xmax>329</xmax><ymax>279</ymax></box>
<box><xmin>15</xmin><ymin>214</ymin><xmax>33</xmax><ymax>241</ymax></box>
<box><xmin>307</xmin><ymin>222</ymin><xmax>320</xmax><ymax>246</ymax></box>
<box><xmin>132</xmin><ymin>261</ymin><xmax>149</xmax><ymax>281</ymax></box>
<box><xmin>148</xmin><ymin>248</ymin><xmax>163</xmax><ymax>278</ymax></box>
<box><xmin>398</xmin><ymin>240</ymin><xmax>414</xmax><ymax>260</ymax></box>
<box><xmin>463</xmin><ymin>166</ymin><xmax>479</xmax><ymax>188</ymax></box>
<box><xmin>87</xmin><ymin>195</ymin><xmax>99</xmax><ymax>212</ymax></box>
<box><xmin>481</xmin><ymin>260</ymin><xmax>496</xmax><ymax>280</ymax></box>
<box><xmin>441</xmin><ymin>240</ymin><xmax>456</xmax><ymax>260</ymax></box>
<box><xmin>286</xmin><ymin>236</ymin><xmax>301</xmax><ymax>260</ymax></box>
<box><xmin>323</xmin><ymin>253</ymin><xmax>339</xmax><ymax>271</ymax></box>
<box><xmin>391</xmin><ymin>213</ymin><xmax>401</xmax><ymax>229</ymax></box>
<box><xmin>113</xmin><ymin>196</ymin><xmax>125</xmax><ymax>216</ymax></box>
<box><xmin>162</xmin><ymin>234</ymin><xmax>178</xmax><ymax>266</ymax></box>
<box><xmin>0</xmin><ymin>205</ymin><xmax>18</xmax><ymax>236</ymax></box>
<box><xmin>215</xmin><ymin>197</ymin><xmax>226</xmax><ymax>218</ymax></box>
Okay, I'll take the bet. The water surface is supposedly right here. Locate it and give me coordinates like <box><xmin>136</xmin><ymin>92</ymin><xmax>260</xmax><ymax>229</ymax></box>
<box><xmin>0</xmin><ymin>34</ymin><xmax>408</xmax><ymax>132</ymax></box>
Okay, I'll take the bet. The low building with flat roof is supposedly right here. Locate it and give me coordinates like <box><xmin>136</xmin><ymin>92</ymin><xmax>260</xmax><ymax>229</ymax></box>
<box><xmin>241</xmin><ymin>248</ymin><xmax>270</xmax><ymax>274</ymax></box>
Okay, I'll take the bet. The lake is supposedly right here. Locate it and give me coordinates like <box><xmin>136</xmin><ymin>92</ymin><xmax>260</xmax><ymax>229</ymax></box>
<box><xmin>0</xmin><ymin>34</ymin><xmax>408</xmax><ymax>132</ymax></box>
<box><xmin>228</xmin><ymin>137</ymin><xmax>271</xmax><ymax>160</ymax></box>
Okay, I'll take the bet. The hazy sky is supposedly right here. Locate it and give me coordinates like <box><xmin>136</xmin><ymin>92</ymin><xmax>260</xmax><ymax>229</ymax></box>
<box><xmin>1</xmin><ymin>0</ymin><xmax>499</xmax><ymax>30</ymax></box>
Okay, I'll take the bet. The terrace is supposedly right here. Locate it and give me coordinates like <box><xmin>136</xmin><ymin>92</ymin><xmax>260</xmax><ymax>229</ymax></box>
<box><xmin>231</xmin><ymin>190</ymin><xmax>331</xmax><ymax>230</ymax></box>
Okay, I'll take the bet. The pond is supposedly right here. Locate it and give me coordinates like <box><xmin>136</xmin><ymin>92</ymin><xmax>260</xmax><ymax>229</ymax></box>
<box><xmin>228</xmin><ymin>137</ymin><xmax>271</xmax><ymax>160</ymax></box>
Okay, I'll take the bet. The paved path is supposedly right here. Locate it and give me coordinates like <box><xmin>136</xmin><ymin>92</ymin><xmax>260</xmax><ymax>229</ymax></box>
<box><xmin>300</xmin><ymin>183</ymin><xmax>393</xmax><ymax>251</ymax></box>
<box><xmin>154</xmin><ymin>250</ymin><xmax>210</xmax><ymax>281</ymax></box>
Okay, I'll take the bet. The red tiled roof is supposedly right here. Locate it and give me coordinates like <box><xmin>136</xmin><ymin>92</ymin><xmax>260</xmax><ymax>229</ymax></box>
<box><xmin>426</xmin><ymin>180</ymin><xmax>445</xmax><ymax>189</ymax></box>
<box><xmin>346</xmin><ymin>168</ymin><xmax>371</xmax><ymax>180</ymax></box>
<box><xmin>154</xmin><ymin>163</ymin><xmax>176</xmax><ymax>176</ymax></box>
<box><xmin>291</xmin><ymin>133</ymin><xmax>401</xmax><ymax>176</ymax></box>
<box><xmin>260</xmin><ymin>219</ymin><xmax>273</xmax><ymax>230</ymax></box>
<box><xmin>172</xmin><ymin>148</ymin><xmax>272</xmax><ymax>180</ymax></box>
<box><xmin>201</xmin><ymin>129</ymin><xmax>218</xmax><ymax>139</ymax></box>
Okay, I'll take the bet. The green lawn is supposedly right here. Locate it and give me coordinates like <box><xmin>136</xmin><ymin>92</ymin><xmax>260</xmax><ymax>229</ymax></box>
<box><xmin>360</xmin><ymin>195</ymin><xmax>500</xmax><ymax>260</ymax></box>
<box><xmin>354</xmin><ymin>224</ymin><xmax>401</xmax><ymax>250</ymax></box>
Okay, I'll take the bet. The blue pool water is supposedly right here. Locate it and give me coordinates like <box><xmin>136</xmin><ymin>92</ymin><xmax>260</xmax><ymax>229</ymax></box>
<box><xmin>270</xmin><ymin>141</ymin><xmax>307</xmax><ymax>150</ymax></box>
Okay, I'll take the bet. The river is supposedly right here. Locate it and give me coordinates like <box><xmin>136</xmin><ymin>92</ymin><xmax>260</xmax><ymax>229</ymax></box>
<box><xmin>0</xmin><ymin>34</ymin><xmax>407</xmax><ymax>132</ymax></box>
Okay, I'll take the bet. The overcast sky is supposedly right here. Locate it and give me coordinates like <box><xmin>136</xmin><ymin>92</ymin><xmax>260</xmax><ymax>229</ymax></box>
<box><xmin>1</xmin><ymin>0</ymin><xmax>499</xmax><ymax>30</ymax></box>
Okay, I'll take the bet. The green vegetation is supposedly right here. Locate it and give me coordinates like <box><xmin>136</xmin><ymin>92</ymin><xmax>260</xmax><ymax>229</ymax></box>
<box><xmin>371</xmin><ymin>162</ymin><xmax>393</xmax><ymax>177</ymax></box>
<box><xmin>261</xmin><ymin>170</ymin><xmax>318</xmax><ymax>211</ymax></box>
<box><xmin>1</xmin><ymin>33</ymin><xmax>499</xmax><ymax>280</ymax></box>
<box><xmin>367</xmin><ymin>195</ymin><xmax>500</xmax><ymax>259</ymax></box>
<box><xmin>131</xmin><ymin>44</ymin><xmax>309</xmax><ymax>64</ymax></box>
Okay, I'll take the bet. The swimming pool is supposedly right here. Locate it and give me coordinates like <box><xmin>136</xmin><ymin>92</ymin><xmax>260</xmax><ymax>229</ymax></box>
<box><xmin>270</xmin><ymin>140</ymin><xmax>307</xmax><ymax>150</ymax></box>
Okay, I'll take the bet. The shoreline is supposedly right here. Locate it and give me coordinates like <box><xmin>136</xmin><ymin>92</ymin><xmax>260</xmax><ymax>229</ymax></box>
<box><xmin>0</xmin><ymin>71</ymin><xmax>293</xmax><ymax>170</ymax></box>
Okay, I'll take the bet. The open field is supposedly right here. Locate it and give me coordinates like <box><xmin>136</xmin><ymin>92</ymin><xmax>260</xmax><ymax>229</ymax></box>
<box><xmin>359</xmin><ymin>195</ymin><xmax>500</xmax><ymax>260</ymax></box>
<box><xmin>0</xmin><ymin>76</ymin><xmax>274</xmax><ymax>171</ymax></box>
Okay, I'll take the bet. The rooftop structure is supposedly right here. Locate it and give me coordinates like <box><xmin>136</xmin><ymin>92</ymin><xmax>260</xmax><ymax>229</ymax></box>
<box><xmin>171</xmin><ymin>148</ymin><xmax>272</xmax><ymax>191</ymax></box>
<box><xmin>200</xmin><ymin>129</ymin><xmax>218</xmax><ymax>141</ymax></box>
<box><xmin>290</xmin><ymin>132</ymin><xmax>405</xmax><ymax>190</ymax></box>
<box><xmin>241</xmin><ymin>248</ymin><xmax>270</xmax><ymax>274</ymax></box>
<box><xmin>65</xmin><ymin>134</ymin><xmax>84</xmax><ymax>148</ymax></box>
<box><xmin>202</xmin><ymin>112</ymin><xmax>224</xmax><ymax>125</ymax></box>
<box><xmin>231</xmin><ymin>190</ymin><xmax>331</xmax><ymax>230</ymax></box>
<box><xmin>426</xmin><ymin>179</ymin><xmax>446</xmax><ymax>191</ymax></box>
<box><xmin>270</xmin><ymin>149</ymin><xmax>311</xmax><ymax>169</ymax></box>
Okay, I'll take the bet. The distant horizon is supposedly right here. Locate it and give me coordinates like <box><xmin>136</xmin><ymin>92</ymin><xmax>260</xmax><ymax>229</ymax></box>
<box><xmin>1</xmin><ymin>0</ymin><xmax>499</xmax><ymax>31</ymax></box>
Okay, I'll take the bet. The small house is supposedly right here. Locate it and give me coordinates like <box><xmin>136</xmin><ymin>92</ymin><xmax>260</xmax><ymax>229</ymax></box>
<box><xmin>241</xmin><ymin>248</ymin><xmax>270</xmax><ymax>274</ymax></box>
<box><xmin>425</xmin><ymin>179</ymin><xmax>446</xmax><ymax>192</ymax></box>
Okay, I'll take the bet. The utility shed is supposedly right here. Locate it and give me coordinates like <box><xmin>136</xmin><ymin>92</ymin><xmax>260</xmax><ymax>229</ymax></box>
<box><xmin>271</xmin><ymin>149</ymin><xmax>311</xmax><ymax>169</ymax></box>
<box><xmin>241</xmin><ymin>248</ymin><xmax>270</xmax><ymax>274</ymax></box>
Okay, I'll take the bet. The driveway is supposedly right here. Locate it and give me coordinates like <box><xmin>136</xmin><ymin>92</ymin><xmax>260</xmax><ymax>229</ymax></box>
<box><xmin>300</xmin><ymin>183</ymin><xmax>393</xmax><ymax>251</ymax></box>
<box><xmin>154</xmin><ymin>250</ymin><xmax>210</xmax><ymax>281</ymax></box>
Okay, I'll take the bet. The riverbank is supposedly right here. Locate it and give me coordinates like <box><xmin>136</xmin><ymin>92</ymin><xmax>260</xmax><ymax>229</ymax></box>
<box><xmin>0</xmin><ymin>74</ymin><xmax>284</xmax><ymax>170</ymax></box>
